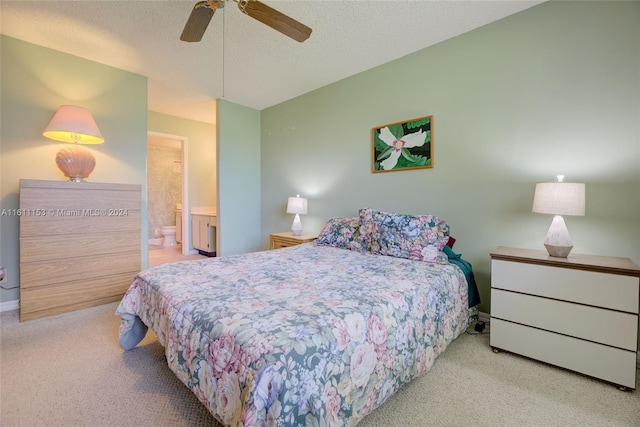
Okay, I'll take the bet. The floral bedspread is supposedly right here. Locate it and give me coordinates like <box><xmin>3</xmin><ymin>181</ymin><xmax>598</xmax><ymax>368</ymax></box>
<box><xmin>116</xmin><ymin>243</ymin><xmax>470</xmax><ymax>426</ymax></box>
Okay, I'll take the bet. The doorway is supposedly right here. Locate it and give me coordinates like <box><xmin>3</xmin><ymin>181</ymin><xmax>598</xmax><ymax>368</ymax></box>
<box><xmin>147</xmin><ymin>131</ymin><xmax>190</xmax><ymax>256</ymax></box>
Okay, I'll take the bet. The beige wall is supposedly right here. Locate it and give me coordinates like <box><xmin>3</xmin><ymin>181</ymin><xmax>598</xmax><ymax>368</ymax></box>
<box><xmin>147</xmin><ymin>145</ymin><xmax>182</xmax><ymax>239</ymax></box>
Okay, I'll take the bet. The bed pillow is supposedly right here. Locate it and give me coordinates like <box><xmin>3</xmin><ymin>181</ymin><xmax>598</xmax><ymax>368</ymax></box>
<box><xmin>358</xmin><ymin>208</ymin><xmax>450</xmax><ymax>263</ymax></box>
<box><xmin>315</xmin><ymin>216</ymin><xmax>362</xmax><ymax>252</ymax></box>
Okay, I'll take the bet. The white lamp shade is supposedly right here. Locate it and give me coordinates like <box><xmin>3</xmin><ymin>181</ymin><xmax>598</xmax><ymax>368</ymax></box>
<box><xmin>287</xmin><ymin>196</ymin><xmax>308</xmax><ymax>215</ymax></box>
<box><xmin>532</xmin><ymin>182</ymin><xmax>585</xmax><ymax>217</ymax></box>
<box><xmin>43</xmin><ymin>105</ymin><xmax>104</xmax><ymax>144</ymax></box>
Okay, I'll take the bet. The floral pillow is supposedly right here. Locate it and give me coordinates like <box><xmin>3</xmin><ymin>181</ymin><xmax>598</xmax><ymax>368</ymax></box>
<box><xmin>358</xmin><ymin>208</ymin><xmax>450</xmax><ymax>263</ymax></box>
<box><xmin>315</xmin><ymin>217</ymin><xmax>362</xmax><ymax>252</ymax></box>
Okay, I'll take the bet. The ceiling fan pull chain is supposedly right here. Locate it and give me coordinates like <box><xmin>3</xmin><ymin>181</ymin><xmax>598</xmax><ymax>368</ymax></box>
<box><xmin>222</xmin><ymin>6</ymin><xmax>225</xmax><ymax>98</ymax></box>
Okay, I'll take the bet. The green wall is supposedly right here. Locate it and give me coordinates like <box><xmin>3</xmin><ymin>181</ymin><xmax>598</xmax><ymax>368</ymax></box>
<box><xmin>260</xmin><ymin>1</ymin><xmax>640</xmax><ymax>314</ymax></box>
<box><xmin>0</xmin><ymin>35</ymin><xmax>148</xmax><ymax>305</ymax></box>
<box><xmin>217</xmin><ymin>99</ymin><xmax>261</xmax><ymax>256</ymax></box>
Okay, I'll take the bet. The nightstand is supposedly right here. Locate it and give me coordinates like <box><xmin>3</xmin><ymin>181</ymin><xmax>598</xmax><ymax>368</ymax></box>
<box><xmin>269</xmin><ymin>232</ymin><xmax>317</xmax><ymax>249</ymax></box>
<box><xmin>489</xmin><ymin>246</ymin><xmax>640</xmax><ymax>390</ymax></box>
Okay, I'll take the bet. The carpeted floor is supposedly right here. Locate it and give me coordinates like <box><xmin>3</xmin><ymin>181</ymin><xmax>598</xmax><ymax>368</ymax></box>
<box><xmin>1</xmin><ymin>303</ymin><xmax>638</xmax><ymax>427</ymax></box>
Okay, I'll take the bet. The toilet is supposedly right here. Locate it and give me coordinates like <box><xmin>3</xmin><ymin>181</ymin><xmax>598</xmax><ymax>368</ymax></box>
<box><xmin>160</xmin><ymin>226</ymin><xmax>177</xmax><ymax>247</ymax></box>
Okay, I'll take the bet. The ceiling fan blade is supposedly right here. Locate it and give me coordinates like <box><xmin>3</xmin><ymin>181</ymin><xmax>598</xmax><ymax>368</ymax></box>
<box><xmin>239</xmin><ymin>0</ymin><xmax>312</xmax><ymax>43</ymax></box>
<box><xmin>180</xmin><ymin>1</ymin><xmax>217</xmax><ymax>42</ymax></box>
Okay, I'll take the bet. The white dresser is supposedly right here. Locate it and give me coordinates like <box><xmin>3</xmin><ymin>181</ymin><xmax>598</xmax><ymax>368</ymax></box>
<box><xmin>490</xmin><ymin>246</ymin><xmax>640</xmax><ymax>390</ymax></box>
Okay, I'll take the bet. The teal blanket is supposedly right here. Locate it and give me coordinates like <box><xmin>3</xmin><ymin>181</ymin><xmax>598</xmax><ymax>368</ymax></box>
<box><xmin>444</xmin><ymin>245</ymin><xmax>481</xmax><ymax>307</ymax></box>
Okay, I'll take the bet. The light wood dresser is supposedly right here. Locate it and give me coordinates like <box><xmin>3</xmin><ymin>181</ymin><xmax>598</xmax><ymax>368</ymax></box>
<box><xmin>19</xmin><ymin>179</ymin><xmax>142</xmax><ymax>321</ymax></box>
<box><xmin>490</xmin><ymin>246</ymin><xmax>640</xmax><ymax>390</ymax></box>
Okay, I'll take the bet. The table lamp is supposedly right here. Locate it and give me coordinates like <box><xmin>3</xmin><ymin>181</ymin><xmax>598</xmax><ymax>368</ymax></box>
<box><xmin>532</xmin><ymin>175</ymin><xmax>585</xmax><ymax>258</ymax></box>
<box><xmin>287</xmin><ymin>195</ymin><xmax>308</xmax><ymax>236</ymax></box>
<box><xmin>43</xmin><ymin>105</ymin><xmax>104</xmax><ymax>182</ymax></box>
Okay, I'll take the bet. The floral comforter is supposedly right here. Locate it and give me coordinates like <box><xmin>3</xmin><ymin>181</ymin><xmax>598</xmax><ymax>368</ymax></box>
<box><xmin>116</xmin><ymin>243</ymin><xmax>470</xmax><ymax>426</ymax></box>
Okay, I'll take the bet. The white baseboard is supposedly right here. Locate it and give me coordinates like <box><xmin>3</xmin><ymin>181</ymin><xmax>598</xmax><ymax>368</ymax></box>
<box><xmin>478</xmin><ymin>311</ymin><xmax>490</xmax><ymax>324</ymax></box>
<box><xmin>0</xmin><ymin>299</ymin><xmax>19</xmax><ymax>312</ymax></box>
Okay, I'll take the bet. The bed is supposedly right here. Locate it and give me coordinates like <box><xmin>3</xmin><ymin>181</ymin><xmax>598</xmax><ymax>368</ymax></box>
<box><xmin>117</xmin><ymin>208</ymin><xmax>480</xmax><ymax>426</ymax></box>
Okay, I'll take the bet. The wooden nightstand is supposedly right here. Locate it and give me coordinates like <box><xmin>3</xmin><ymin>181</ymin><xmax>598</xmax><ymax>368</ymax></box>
<box><xmin>269</xmin><ymin>232</ymin><xmax>317</xmax><ymax>249</ymax></box>
<box><xmin>489</xmin><ymin>246</ymin><xmax>640</xmax><ymax>390</ymax></box>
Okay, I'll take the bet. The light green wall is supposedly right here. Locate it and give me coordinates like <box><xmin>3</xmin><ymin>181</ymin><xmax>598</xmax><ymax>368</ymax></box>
<box><xmin>261</xmin><ymin>1</ymin><xmax>640</xmax><ymax>315</ymax></box>
<box><xmin>217</xmin><ymin>99</ymin><xmax>261</xmax><ymax>256</ymax></box>
<box><xmin>148</xmin><ymin>111</ymin><xmax>217</xmax><ymax>209</ymax></box>
<box><xmin>0</xmin><ymin>35</ymin><xmax>148</xmax><ymax>304</ymax></box>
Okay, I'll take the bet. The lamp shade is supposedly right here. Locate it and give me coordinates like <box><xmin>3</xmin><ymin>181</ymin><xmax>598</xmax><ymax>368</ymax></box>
<box><xmin>43</xmin><ymin>105</ymin><xmax>104</xmax><ymax>181</ymax></box>
<box><xmin>43</xmin><ymin>105</ymin><xmax>104</xmax><ymax>144</ymax></box>
<box><xmin>532</xmin><ymin>182</ymin><xmax>585</xmax><ymax>217</ymax></box>
<box><xmin>287</xmin><ymin>195</ymin><xmax>308</xmax><ymax>215</ymax></box>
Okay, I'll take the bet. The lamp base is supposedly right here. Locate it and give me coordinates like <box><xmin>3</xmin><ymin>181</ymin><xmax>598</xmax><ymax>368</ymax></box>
<box><xmin>291</xmin><ymin>214</ymin><xmax>303</xmax><ymax>236</ymax></box>
<box><xmin>56</xmin><ymin>146</ymin><xmax>96</xmax><ymax>182</ymax></box>
<box><xmin>544</xmin><ymin>243</ymin><xmax>574</xmax><ymax>258</ymax></box>
<box><xmin>543</xmin><ymin>215</ymin><xmax>574</xmax><ymax>258</ymax></box>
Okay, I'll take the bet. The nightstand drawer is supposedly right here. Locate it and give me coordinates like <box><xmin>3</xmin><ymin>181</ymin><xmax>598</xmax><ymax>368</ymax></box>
<box><xmin>491</xmin><ymin>260</ymin><xmax>639</xmax><ymax>313</ymax></box>
<box><xmin>491</xmin><ymin>289</ymin><xmax>638</xmax><ymax>351</ymax></box>
<box><xmin>269</xmin><ymin>232</ymin><xmax>317</xmax><ymax>250</ymax></box>
<box><xmin>491</xmin><ymin>319</ymin><xmax>637</xmax><ymax>389</ymax></box>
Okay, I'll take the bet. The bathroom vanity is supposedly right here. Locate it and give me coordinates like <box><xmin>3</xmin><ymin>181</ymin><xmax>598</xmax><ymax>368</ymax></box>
<box><xmin>191</xmin><ymin>207</ymin><xmax>216</xmax><ymax>256</ymax></box>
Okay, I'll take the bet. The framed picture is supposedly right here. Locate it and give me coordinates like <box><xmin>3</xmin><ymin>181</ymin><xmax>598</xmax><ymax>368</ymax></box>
<box><xmin>372</xmin><ymin>115</ymin><xmax>433</xmax><ymax>173</ymax></box>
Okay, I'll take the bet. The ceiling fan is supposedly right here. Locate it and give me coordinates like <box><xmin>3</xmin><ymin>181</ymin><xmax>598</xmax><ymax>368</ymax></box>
<box><xmin>180</xmin><ymin>0</ymin><xmax>312</xmax><ymax>43</ymax></box>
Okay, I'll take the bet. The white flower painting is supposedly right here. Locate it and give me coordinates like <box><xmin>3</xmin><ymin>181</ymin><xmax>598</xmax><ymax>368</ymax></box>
<box><xmin>372</xmin><ymin>116</ymin><xmax>433</xmax><ymax>172</ymax></box>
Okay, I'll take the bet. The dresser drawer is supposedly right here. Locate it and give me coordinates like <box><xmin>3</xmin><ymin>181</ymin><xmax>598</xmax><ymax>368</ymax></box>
<box><xmin>491</xmin><ymin>319</ymin><xmax>637</xmax><ymax>389</ymax></box>
<box><xmin>491</xmin><ymin>260</ymin><xmax>639</xmax><ymax>313</ymax></box>
<box><xmin>491</xmin><ymin>289</ymin><xmax>638</xmax><ymax>351</ymax></box>
<box><xmin>20</xmin><ymin>272</ymin><xmax>135</xmax><ymax>320</ymax></box>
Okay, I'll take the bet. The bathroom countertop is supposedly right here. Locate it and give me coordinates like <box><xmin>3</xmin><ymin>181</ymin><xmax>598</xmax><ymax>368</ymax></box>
<box><xmin>190</xmin><ymin>206</ymin><xmax>216</xmax><ymax>216</ymax></box>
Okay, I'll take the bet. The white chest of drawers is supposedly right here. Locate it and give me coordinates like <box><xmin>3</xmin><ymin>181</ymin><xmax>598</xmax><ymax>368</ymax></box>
<box><xmin>490</xmin><ymin>246</ymin><xmax>640</xmax><ymax>390</ymax></box>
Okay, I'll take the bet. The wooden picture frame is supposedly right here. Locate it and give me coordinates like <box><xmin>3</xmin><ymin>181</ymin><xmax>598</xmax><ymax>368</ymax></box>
<box><xmin>372</xmin><ymin>115</ymin><xmax>433</xmax><ymax>173</ymax></box>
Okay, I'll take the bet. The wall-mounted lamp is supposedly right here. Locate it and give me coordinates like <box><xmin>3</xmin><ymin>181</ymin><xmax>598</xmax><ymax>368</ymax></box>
<box><xmin>43</xmin><ymin>105</ymin><xmax>104</xmax><ymax>182</ymax></box>
<box><xmin>532</xmin><ymin>175</ymin><xmax>585</xmax><ymax>258</ymax></box>
<box><xmin>286</xmin><ymin>194</ymin><xmax>308</xmax><ymax>236</ymax></box>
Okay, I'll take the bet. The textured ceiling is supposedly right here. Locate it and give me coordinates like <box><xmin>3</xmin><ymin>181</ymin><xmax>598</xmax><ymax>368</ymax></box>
<box><xmin>0</xmin><ymin>0</ymin><xmax>543</xmax><ymax>124</ymax></box>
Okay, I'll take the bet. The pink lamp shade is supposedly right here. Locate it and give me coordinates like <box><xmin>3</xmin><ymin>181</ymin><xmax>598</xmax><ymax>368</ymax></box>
<box><xmin>43</xmin><ymin>105</ymin><xmax>104</xmax><ymax>182</ymax></box>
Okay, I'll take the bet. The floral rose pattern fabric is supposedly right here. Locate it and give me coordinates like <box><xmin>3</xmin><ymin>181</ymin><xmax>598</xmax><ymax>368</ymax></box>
<box><xmin>358</xmin><ymin>208</ymin><xmax>450</xmax><ymax>262</ymax></box>
<box><xmin>117</xmin><ymin>243</ymin><xmax>470</xmax><ymax>426</ymax></box>
<box><xmin>315</xmin><ymin>217</ymin><xmax>362</xmax><ymax>252</ymax></box>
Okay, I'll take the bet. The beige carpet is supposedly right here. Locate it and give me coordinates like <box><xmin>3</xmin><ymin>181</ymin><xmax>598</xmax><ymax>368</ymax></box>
<box><xmin>1</xmin><ymin>303</ymin><xmax>638</xmax><ymax>427</ymax></box>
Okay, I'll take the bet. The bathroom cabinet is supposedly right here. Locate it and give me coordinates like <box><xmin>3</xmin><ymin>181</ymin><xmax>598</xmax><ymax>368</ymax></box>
<box><xmin>18</xmin><ymin>179</ymin><xmax>142</xmax><ymax>321</ymax></box>
<box><xmin>192</xmin><ymin>214</ymin><xmax>216</xmax><ymax>255</ymax></box>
